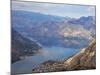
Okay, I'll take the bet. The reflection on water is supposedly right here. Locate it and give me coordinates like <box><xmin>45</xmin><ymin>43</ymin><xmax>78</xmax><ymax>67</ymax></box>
<box><xmin>11</xmin><ymin>47</ymin><xmax>80</xmax><ymax>74</ymax></box>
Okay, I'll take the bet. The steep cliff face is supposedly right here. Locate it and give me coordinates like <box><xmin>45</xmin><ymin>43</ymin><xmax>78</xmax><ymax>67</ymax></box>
<box><xmin>32</xmin><ymin>39</ymin><xmax>96</xmax><ymax>73</ymax></box>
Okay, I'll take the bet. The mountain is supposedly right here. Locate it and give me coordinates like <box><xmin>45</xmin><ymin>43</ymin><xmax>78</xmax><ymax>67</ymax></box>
<box><xmin>68</xmin><ymin>16</ymin><xmax>95</xmax><ymax>26</ymax></box>
<box><xmin>11</xmin><ymin>10</ymin><xmax>95</xmax><ymax>48</ymax></box>
<box><xmin>11</xmin><ymin>29</ymin><xmax>41</xmax><ymax>63</ymax></box>
<box><xmin>32</xmin><ymin>39</ymin><xmax>96</xmax><ymax>72</ymax></box>
<box><xmin>11</xmin><ymin>10</ymin><xmax>64</xmax><ymax>27</ymax></box>
<box><xmin>68</xmin><ymin>16</ymin><xmax>96</xmax><ymax>36</ymax></box>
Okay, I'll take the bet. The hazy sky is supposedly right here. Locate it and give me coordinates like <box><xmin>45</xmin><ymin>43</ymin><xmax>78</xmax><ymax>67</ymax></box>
<box><xmin>12</xmin><ymin>1</ymin><xmax>95</xmax><ymax>18</ymax></box>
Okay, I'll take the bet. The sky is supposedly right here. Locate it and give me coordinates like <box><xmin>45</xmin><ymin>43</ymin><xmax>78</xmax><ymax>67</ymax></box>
<box><xmin>12</xmin><ymin>1</ymin><xmax>95</xmax><ymax>18</ymax></box>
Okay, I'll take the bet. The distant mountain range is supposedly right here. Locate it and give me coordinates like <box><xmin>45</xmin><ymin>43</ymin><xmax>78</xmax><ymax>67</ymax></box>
<box><xmin>11</xmin><ymin>29</ymin><xmax>41</xmax><ymax>63</ymax></box>
<box><xmin>68</xmin><ymin>16</ymin><xmax>96</xmax><ymax>35</ymax></box>
<box><xmin>11</xmin><ymin>10</ymin><xmax>96</xmax><ymax>48</ymax></box>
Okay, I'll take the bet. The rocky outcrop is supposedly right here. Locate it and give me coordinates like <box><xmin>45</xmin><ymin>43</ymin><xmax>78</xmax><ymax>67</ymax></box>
<box><xmin>32</xmin><ymin>39</ymin><xmax>96</xmax><ymax>73</ymax></box>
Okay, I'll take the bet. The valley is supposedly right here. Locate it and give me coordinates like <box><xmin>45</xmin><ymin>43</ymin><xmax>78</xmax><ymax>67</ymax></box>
<box><xmin>11</xmin><ymin>10</ymin><xmax>96</xmax><ymax>74</ymax></box>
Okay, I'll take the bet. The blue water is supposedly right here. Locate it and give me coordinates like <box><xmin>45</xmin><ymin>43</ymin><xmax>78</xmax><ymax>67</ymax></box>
<box><xmin>11</xmin><ymin>47</ymin><xmax>80</xmax><ymax>74</ymax></box>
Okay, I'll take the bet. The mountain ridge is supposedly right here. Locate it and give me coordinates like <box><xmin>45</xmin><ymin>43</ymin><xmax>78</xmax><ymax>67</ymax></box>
<box><xmin>12</xmin><ymin>10</ymin><xmax>95</xmax><ymax>48</ymax></box>
<box><xmin>32</xmin><ymin>39</ymin><xmax>96</xmax><ymax>72</ymax></box>
<box><xmin>11</xmin><ymin>29</ymin><xmax>41</xmax><ymax>63</ymax></box>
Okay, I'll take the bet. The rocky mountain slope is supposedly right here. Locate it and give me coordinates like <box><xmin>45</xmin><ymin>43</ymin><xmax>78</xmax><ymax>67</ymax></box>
<box><xmin>32</xmin><ymin>39</ymin><xmax>96</xmax><ymax>73</ymax></box>
<box><xmin>11</xmin><ymin>29</ymin><xmax>41</xmax><ymax>63</ymax></box>
<box><xmin>68</xmin><ymin>16</ymin><xmax>96</xmax><ymax>36</ymax></box>
<box><xmin>12</xmin><ymin>10</ymin><xmax>95</xmax><ymax>48</ymax></box>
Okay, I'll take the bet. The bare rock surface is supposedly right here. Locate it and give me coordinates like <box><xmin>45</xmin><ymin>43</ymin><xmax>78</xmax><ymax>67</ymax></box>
<box><xmin>32</xmin><ymin>39</ymin><xmax>96</xmax><ymax>73</ymax></box>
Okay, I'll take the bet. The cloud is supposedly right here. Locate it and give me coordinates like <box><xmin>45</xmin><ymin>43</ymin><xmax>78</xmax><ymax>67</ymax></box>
<box><xmin>11</xmin><ymin>1</ymin><xmax>96</xmax><ymax>18</ymax></box>
<box><xmin>12</xmin><ymin>1</ymin><xmax>65</xmax><ymax>11</ymax></box>
<box><xmin>85</xmin><ymin>6</ymin><xmax>95</xmax><ymax>16</ymax></box>
<box><xmin>87</xmin><ymin>6</ymin><xmax>95</xmax><ymax>12</ymax></box>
